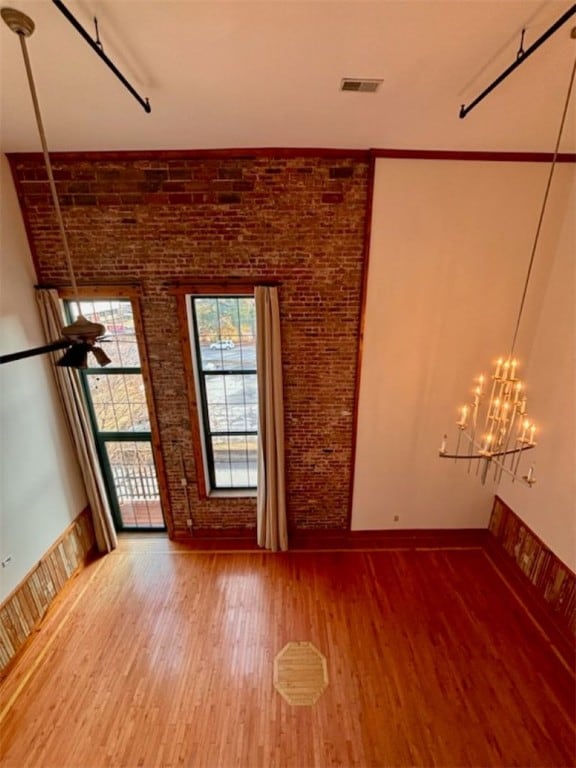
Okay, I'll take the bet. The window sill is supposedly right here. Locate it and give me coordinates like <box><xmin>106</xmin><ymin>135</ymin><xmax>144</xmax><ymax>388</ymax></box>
<box><xmin>208</xmin><ymin>489</ymin><xmax>257</xmax><ymax>500</ymax></box>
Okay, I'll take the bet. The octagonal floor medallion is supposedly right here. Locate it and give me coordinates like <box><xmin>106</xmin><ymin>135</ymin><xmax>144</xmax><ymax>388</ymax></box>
<box><xmin>273</xmin><ymin>641</ymin><xmax>329</xmax><ymax>706</ymax></box>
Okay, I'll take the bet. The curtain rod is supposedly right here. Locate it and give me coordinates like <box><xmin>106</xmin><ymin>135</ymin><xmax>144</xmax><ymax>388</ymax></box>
<box><xmin>51</xmin><ymin>0</ymin><xmax>151</xmax><ymax>114</ymax></box>
<box><xmin>459</xmin><ymin>4</ymin><xmax>576</xmax><ymax>118</ymax></box>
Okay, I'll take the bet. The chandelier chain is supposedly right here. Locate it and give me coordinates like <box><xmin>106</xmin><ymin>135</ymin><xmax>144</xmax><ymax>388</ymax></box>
<box><xmin>510</xmin><ymin>52</ymin><xmax>576</xmax><ymax>358</ymax></box>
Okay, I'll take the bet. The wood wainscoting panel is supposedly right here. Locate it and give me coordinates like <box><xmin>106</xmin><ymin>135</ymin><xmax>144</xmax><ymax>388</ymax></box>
<box><xmin>0</xmin><ymin>507</ymin><xmax>97</xmax><ymax>674</ymax></box>
<box><xmin>488</xmin><ymin>496</ymin><xmax>576</xmax><ymax>643</ymax></box>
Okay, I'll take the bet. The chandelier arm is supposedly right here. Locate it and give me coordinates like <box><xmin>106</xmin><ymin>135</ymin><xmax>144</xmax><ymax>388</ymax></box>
<box><xmin>439</xmin><ymin>444</ymin><xmax>535</xmax><ymax>461</ymax></box>
<box><xmin>509</xmin><ymin>52</ymin><xmax>576</xmax><ymax>358</ymax></box>
<box><xmin>16</xmin><ymin>31</ymin><xmax>82</xmax><ymax>317</ymax></box>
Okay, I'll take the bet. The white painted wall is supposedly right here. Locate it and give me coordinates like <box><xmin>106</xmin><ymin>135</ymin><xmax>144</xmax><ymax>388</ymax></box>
<box><xmin>352</xmin><ymin>158</ymin><xmax>575</xmax><ymax>569</ymax></box>
<box><xmin>0</xmin><ymin>154</ymin><xmax>86</xmax><ymax>601</ymax></box>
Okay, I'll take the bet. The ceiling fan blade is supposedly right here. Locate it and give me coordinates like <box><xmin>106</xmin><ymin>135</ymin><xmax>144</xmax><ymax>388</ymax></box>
<box><xmin>91</xmin><ymin>346</ymin><xmax>112</xmax><ymax>366</ymax></box>
<box><xmin>0</xmin><ymin>339</ymin><xmax>69</xmax><ymax>365</ymax></box>
<box><xmin>56</xmin><ymin>341</ymin><xmax>112</xmax><ymax>368</ymax></box>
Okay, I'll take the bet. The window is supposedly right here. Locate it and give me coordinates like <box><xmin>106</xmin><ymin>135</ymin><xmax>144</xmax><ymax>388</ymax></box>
<box><xmin>65</xmin><ymin>299</ymin><xmax>165</xmax><ymax>531</ymax></box>
<box><xmin>189</xmin><ymin>295</ymin><xmax>258</xmax><ymax>491</ymax></box>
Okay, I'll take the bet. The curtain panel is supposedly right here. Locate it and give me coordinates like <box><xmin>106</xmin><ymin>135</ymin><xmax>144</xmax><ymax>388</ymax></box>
<box><xmin>36</xmin><ymin>288</ymin><xmax>117</xmax><ymax>553</ymax></box>
<box><xmin>255</xmin><ymin>286</ymin><xmax>288</xmax><ymax>551</ymax></box>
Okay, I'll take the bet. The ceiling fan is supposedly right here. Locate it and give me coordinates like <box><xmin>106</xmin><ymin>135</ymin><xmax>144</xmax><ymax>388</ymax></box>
<box><xmin>0</xmin><ymin>7</ymin><xmax>111</xmax><ymax>369</ymax></box>
<box><xmin>0</xmin><ymin>315</ymin><xmax>111</xmax><ymax>368</ymax></box>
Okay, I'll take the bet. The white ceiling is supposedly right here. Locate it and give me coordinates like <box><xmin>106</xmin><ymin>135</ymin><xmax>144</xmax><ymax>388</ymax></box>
<box><xmin>0</xmin><ymin>1</ymin><xmax>574</xmax><ymax>154</ymax></box>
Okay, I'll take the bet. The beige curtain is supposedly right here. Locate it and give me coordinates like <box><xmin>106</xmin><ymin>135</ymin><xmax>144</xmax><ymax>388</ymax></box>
<box><xmin>36</xmin><ymin>288</ymin><xmax>117</xmax><ymax>553</ymax></box>
<box><xmin>255</xmin><ymin>286</ymin><xmax>288</xmax><ymax>551</ymax></box>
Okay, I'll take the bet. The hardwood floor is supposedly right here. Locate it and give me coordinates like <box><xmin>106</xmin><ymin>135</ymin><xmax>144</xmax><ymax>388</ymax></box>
<box><xmin>1</xmin><ymin>538</ymin><xmax>574</xmax><ymax>767</ymax></box>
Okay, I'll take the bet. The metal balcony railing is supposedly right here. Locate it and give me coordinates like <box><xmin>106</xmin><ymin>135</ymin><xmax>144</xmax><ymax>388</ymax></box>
<box><xmin>111</xmin><ymin>464</ymin><xmax>159</xmax><ymax>502</ymax></box>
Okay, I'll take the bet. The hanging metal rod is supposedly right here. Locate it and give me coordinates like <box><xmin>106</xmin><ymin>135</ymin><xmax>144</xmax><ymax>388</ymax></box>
<box><xmin>51</xmin><ymin>0</ymin><xmax>151</xmax><ymax>113</ymax></box>
<box><xmin>459</xmin><ymin>4</ymin><xmax>576</xmax><ymax>118</ymax></box>
<box><xmin>0</xmin><ymin>340</ymin><xmax>69</xmax><ymax>365</ymax></box>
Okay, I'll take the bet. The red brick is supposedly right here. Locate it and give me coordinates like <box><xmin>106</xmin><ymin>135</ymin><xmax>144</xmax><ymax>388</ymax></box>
<box><xmin>15</xmin><ymin>152</ymin><xmax>369</xmax><ymax>536</ymax></box>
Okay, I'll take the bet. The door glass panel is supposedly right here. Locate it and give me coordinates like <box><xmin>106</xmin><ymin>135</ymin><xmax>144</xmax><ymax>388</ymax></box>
<box><xmin>86</xmin><ymin>373</ymin><xmax>150</xmax><ymax>432</ymax></box>
<box><xmin>104</xmin><ymin>441</ymin><xmax>163</xmax><ymax>528</ymax></box>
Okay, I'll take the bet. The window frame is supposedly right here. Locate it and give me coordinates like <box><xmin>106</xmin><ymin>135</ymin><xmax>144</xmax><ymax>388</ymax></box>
<box><xmin>189</xmin><ymin>293</ymin><xmax>258</xmax><ymax>495</ymax></box>
<box><xmin>172</xmin><ymin>283</ymin><xmax>260</xmax><ymax>499</ymax></box>
<box><xmin>58</xmin><ymin>286</ymin><xmax>172</xmax><ymax>535</ymax></box>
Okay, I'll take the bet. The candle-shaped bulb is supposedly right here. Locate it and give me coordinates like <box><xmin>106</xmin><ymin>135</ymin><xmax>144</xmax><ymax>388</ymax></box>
<box><xmin>440</xmin><ymin>434</ymin><xmax>447</xmax><ymax>454</ymax></box>
<box><xmin>494</xmin><ymin>358</ymin><xmax>503</xmax><ymax>378</ymax></box>
<box><xmin>510</xmin><ymin>359</ymin><xmax>517</xmax><ymax>379</ymax></box>
<box><xmin>526</xmin><ymin>465</ymin><xmax>534</xmax><ymax>483</ymax></box>
<box><xmin>529</xmin><ymin>424</ymin><xmax>536</xmax><ymax>444</ymax></box>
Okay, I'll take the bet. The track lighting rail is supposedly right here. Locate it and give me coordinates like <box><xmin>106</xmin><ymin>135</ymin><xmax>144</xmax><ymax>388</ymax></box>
<box><xmin>459</xmin><ymin>4</ymin><xmax>575</xmax><ymax>118</ymax></box>
<box><xmin>51</xmin><ymin>0</ymin><xmax>151</xmax><ymax>113</ymax></box>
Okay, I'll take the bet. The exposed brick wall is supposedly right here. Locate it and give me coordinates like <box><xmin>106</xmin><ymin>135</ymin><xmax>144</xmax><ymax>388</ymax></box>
<box><xmin>10</xmin><ymin>151</ymin><xmax>370</xmax><ymax>536</ymax></box>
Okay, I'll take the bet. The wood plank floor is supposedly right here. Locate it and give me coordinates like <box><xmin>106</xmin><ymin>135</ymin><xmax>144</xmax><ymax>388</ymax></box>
<box><xmin>1</xmin><ymin>538</ymin><xmax>574</xmax><ymax>768</ymax></box>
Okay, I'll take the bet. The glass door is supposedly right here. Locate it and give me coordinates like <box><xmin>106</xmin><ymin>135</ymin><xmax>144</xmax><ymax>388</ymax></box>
<box><xmin>66</xmin><ymin>299</ymin><xmax>165</xmax><ymax>531</ymax></box>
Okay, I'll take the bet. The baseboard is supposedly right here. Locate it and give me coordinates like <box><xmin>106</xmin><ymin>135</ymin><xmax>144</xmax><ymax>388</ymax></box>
<box><xmin>0</xmin><ymin>507</ymin><xmax>97</xmax><ymax>675</ymax></box>
<box><xmin>168</xmin><ymin>526</ymin><xmax>487</xmax><ymax>551</ymax></box>
<box><xmin>289</xmin><ymin>528</ymin><xmax>488</xmax><ymax>550</ymax></box>
<box><xmin>171</xmin><ymin>527</ymin><xmax>258</xmax><ymax>549</ymax></box>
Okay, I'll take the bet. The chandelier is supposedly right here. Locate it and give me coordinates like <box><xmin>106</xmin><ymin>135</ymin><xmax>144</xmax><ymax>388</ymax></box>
<box><xmin>439</xmin><ymin>359</ymin><xmax>537</xmax><ymax>486</ymax></box>
<box><xmin>440</xmin><ymin>37</ymin><xmax>575</xmax><ymax>488</ymax></box>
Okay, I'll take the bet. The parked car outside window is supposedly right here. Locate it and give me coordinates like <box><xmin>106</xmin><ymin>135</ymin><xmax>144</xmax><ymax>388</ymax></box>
<box><xmin>210</xmin><ymin>339</ymin><xmax>235</xmax><ymax>349</ymax></box>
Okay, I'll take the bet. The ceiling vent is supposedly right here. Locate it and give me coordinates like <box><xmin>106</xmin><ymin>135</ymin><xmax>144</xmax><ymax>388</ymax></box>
<box><xmin>340</xmin><ymin>78</ymin><xmax>383</xmax><ymax>93</ymax></box>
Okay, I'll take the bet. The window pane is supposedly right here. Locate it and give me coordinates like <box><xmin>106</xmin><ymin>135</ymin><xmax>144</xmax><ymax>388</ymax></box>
<box><xmin>86</xmin><ymin>373</ymin><xmax>150</xmax><ymax>432</ymax></box>
<box><xmin>69</xmin><ymin>300</ymin><xmax>140</xmax><ymax>367</ymax></box>
<box><xmin>211</xmin><ymin>435</ymin><xmax>258</xmax><ymax>488</ymax></box>
<box><xmin>195</xmin><ymin>297</ymin><xmax>256</xmax><ymax>372</ymax></box>
<box><xmin>205</xmin><ymin>374</ymin><xmax>258</xmax><ymax>432</ymax></box>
